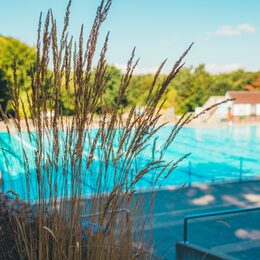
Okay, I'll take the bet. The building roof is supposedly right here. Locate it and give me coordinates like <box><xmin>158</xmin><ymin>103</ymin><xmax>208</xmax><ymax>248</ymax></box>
<box><xmin>226</xmin><ymin>91</ymin><xmax>260</xmax><ymax>104</ymax></box>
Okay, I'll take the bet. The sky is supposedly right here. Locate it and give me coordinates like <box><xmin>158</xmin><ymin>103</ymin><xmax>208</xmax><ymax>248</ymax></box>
<box><xmin>0</xmin><ymin>0</ymin><xmax>260</xmax><ymax>74</ymax></box>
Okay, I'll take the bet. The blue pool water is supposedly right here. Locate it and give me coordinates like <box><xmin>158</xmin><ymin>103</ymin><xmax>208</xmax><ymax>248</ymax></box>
<box><xmin>151</xmin><ymin>125</ymin><xmax>260</xmax><ymax>183</ymax></box>
<box><xmin>0</xmin><ymin>125</ymin><xmax>259</xmax><ymax>200</ymax></box>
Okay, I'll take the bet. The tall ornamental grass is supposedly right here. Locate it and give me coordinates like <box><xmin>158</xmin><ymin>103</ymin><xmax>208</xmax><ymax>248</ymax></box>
<box><xmin>0</xmin><ymin>1</ymin><xmax>230</xmax><ymax>259</ymax></box>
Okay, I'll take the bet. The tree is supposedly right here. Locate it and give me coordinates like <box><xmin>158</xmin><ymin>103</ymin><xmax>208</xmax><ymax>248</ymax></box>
<box><xmin>103</xmin><ymin>65</ymin><xmax>123</xmax><ymax>108</ymax></box>
<box><xmin>0</xmin><ymin>68</ymin><xmax>9</xmax><ymax>113</ymax></box>
<box><xmin>0</xmin><ymin>36</ymin><xmax>36</xmax><ymax>115</ymax></box>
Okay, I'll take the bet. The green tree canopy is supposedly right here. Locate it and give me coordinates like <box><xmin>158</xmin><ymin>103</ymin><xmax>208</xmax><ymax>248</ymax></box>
<box><xmin>0</xmin><ymin>35</ymin><xmax>259</xmax><ymax>117</ymax></box>
<box><xmin>0</xmin><ymin>36</ymin><xmax>36</xmax><ymax>113</ymax></box>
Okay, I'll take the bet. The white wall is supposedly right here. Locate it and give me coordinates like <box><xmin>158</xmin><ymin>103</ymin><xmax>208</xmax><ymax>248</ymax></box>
<box><xmin>232</xmin><ymin>104</ymin><xmax>251</xmax><ymax>116</ymax></box>
<box><xmin>216</xmin><ymin>102</ymin><xmax>229</xmax><ymax>118</ymax></box>
<box><xmin>256</xmin><ymin>104</ymin><xmax>260</xmax><ymax>115</ymax></box>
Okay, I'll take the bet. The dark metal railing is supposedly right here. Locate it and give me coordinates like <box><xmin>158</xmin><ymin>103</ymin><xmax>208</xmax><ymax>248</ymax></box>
<box><xmin>182</xmin><ymin>156</ymin><xmax>256</xmax><ymax>187</ymax></box>
<box><xmin>82</xmin><ymin>207</ymin><xmax>130</xmax><ymax>219</ymax></box>
<box><xmin>239</xmin><ymin>157</ymin><xmax>243</xmax><ymax>181</ymax></box>
<box><xmin>82</xmin><ymin>208</ymin><xmax>130</xmax><ymax>234</ymax></box>
<box><xmin>183</xmin><ymin>206</ymin><xmax>260</xmax><ymax>243</ymax></box>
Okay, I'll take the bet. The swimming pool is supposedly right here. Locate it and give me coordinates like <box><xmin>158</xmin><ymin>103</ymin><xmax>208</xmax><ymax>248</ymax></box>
<box><xmin>153</xmin><ymin>125</ymin><xmax>260</xmax><ymax>184</ymax></box>
<box><xmin>0</xmin><ymin>125</ymin><xmax>259</xmax><ymax>200</ymax></box>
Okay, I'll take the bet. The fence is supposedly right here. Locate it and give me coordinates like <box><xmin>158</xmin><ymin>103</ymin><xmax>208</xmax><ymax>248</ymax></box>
<box><xmin>182</xmin><ymin>206</ymin><xmax>260</xmax><ymax>243</ymax></box>
<box><xmin>179</xmin><ymin>156</ymin><xmax>259</xmax><ymax>187</ymax></box>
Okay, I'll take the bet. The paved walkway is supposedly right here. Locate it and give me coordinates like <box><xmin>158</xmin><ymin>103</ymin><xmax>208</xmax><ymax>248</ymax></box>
<box><xmin>136</xmin><ymin>180</ymin><xmax>260</xmax><ymax>259</ymax></box>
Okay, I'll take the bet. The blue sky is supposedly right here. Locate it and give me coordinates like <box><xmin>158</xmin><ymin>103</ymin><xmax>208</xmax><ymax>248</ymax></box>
<box><xmin>0</xmin><ymin>0</ymin><xmax>260</xmax><ymax>74</ymax></box>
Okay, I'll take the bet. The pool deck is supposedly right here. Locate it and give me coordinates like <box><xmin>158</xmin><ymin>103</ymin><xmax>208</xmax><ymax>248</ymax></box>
<box><xmin>1</xmin><ymin>174</ymin><xmax>260</xmax><ymax>259</ymax></box>
<box><xmin>1</xmin><ymin>118</ymin><xmax>260</xmax><ymax>133</ymax></box>
<box><xmin>138</xmin><ymin>179</ymin><xmax>260</xmax><ymax>259</ymax></box>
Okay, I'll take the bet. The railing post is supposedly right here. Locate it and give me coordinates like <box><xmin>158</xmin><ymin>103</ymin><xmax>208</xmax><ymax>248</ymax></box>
<box><xmin>0</xmin><ymin>170</ymin><xmax>3</xmax><ymax>192</ymax></box>
<box><xmin>183</xmin><ymin>217</ymin><xmax>188</xmax><ymax>243</ymax></box>
<box><xmin>188</xmin><ymin>161</ymin><xmax>191</xmax><ymax>188</ymax></box>
<box><xmin>239</xmin><ymin>157</ymin><xmax>243</xmax><ymax>182</ymax></box>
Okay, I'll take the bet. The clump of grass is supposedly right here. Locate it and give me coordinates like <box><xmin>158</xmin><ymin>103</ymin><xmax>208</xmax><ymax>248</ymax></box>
<box><xmin>0</xmin><ymin>0</ymin><xmax>229</xmax><ymax>259</ymax></box>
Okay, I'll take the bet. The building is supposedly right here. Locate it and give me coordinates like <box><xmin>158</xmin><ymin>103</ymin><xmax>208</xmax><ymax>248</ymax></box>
<box><xmin>195</xmin><ymin>91</ymin><xmax>260</xmax><ymax>124</ymax></box>
<box><xmin>225</xmin><ymin>91</ymin><xmax>260</xmax><ymax>123</ymax></box>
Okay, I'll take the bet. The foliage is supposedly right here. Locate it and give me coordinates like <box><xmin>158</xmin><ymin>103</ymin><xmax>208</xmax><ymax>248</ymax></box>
<box><xmin>0</xmin><ymin>36</ymin><xmax>36</xmax><ymax>114</ymax></box>
<box><xmin>0</xmin><ymin>35</ymin><xmax>259</xmax><ymax>117</ymax></box>
<box><xmin>123</xmin><ymin>65</ymin><xmax>258</xmax><ymax>114</ymax></box>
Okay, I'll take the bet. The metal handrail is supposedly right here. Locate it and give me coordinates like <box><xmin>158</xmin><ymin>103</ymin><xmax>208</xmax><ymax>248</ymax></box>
<box><xmin>182</xmin><ymin>156</ymin><xmax>254</xmax><ymax>186</ymax></box>
<box><xmin>183</xmin><ymin>206</ymin><xmax>260</xmax><ymax>243</ymax></box>
<box><xmin>82</xmin><ymin>208</ymin><xmax>130</xmax><ymax>233</ymax></box>
<box><xmin>82</xmin><ymin>207</ymin><xmax>130</xmax><ymax>219</ymax></box>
